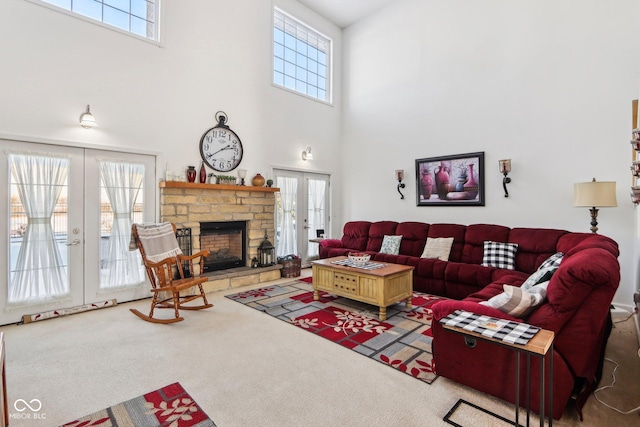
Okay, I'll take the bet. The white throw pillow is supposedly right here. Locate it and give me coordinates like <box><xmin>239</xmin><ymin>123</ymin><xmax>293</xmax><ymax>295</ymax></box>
<box><xmin>380</xmin><ymin>235</ymin><xmax>402</xmax><ymax>255</ymax></box>
<box><xmin>421</xmin><ymin>237</ymin><xmax>454</xmax><ymax>261</ymax></box>
<box><xmin>480</xmin><ymin>281</ymin><xmax>549</xmax><ymax>318</ymax></box>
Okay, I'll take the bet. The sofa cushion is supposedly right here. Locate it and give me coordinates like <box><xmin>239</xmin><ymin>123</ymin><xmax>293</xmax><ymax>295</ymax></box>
<box><xmin>421</xmin><ymin>237</ymin><xmax>454</xmax><ymax>261</ymax></box>
<box><xmin>396</xmin><ymin>222</ymin><xmax>430</xmax><ymax>257</ymax></box>
<box><xmin>461</xmin><ymin>224</ymin><xmax>511</xmax><ymax>265</ymax></box>
<box><xmin>365</xmin><ymin>221</ymin><xmax>398</xmax><ymax>252</ymax></box>
<box><xmin>480</xmin><ymin>282</ymin><xmax>549</xmax><ymax>317</ymax></box>
<box><xmin>508</xmin><ymin>228</ymin><xmax>566</xmax><ymax>273</ymax></box>
<box><xmin>427</xmin><ymin>224</ymin><xmax>467</xmax><ymax>262</ymax></box>
<box><xmin>380</xmin><ymin>235</ymin><xmax>402</xmax><ymax>255</ymax></box>
<box><xmin>481</xmin><ymin>241</ymin><xmax>518</xmax><ymax>270</ymax></box>
<box><xmin>340</xmin><ymin>221</ymin><xmax>371</xmax><ymax>252</ymax></box>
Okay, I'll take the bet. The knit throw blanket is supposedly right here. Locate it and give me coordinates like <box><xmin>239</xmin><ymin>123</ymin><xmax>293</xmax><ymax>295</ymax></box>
<box><xmin>130</xmin><ymin>222</ymin><xmax>182</xmax><ymax>263</ymax></box>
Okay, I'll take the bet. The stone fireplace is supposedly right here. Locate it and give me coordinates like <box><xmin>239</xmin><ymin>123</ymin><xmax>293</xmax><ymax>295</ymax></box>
<box><xmin>159</xmin><ymin>181</ymin><xmax>281</xmax><ymax>292</ymax></box>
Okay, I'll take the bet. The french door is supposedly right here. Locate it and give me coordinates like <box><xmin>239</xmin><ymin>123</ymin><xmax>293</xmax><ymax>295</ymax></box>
<box><xmin>0</xmin><ymin>140</ymin><xmax>155</xmax><ymax>325</ymax></box>
<box><xmin>274</xmin><ymin>169</ymin><xmax>330</xmax><ymax>266</ymax></box>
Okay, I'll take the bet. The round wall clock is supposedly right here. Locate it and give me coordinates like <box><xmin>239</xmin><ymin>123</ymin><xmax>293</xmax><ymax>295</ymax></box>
<box><xmin>199</xmin><ymin>111</ymin><xmax>244</xmax><ymax>172</ymax></box>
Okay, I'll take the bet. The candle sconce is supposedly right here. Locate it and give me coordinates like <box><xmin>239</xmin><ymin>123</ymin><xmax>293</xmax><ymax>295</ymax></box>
<box><xmin>499</xmin><ymin>159</ymin><xmax>512</xmax><ymax>197</ymax></box>
<box><xmin>396</xmin><ymin>169</ymin><xmax>405</xmax><ymax>199</ymax></box>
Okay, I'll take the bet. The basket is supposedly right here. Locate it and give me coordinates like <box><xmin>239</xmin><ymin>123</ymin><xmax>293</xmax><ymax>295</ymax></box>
<box><xmin>279</xmin><ymin>255</ymin><xmax>301</xmax><ymax>278</ymax></box>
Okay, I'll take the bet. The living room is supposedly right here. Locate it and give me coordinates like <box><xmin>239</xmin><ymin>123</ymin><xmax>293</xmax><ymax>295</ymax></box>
<box><xmin>1</xmin><ymin>0</ymin><xmax>639</xmax><ymax>425</ymax></box>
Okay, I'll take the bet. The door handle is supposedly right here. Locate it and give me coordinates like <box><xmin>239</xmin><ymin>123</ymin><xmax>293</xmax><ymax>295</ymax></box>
<box><xmin>66</xmin><ymin>239</ymin><xmax>81</xmax><ymax>246</ymax></box>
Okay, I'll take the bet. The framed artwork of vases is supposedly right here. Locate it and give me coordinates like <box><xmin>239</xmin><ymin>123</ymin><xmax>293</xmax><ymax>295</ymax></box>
<box><xmin>415</xmin><ymin>152</ymin><xmax>485</xmax><ymax>206</ymax></box>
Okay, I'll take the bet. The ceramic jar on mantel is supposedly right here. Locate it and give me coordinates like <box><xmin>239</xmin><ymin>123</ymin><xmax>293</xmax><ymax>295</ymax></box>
<box><xmin>252</xmin><ymin>173</ymin><xmax>265</xmax><ymax>187</ymax></box>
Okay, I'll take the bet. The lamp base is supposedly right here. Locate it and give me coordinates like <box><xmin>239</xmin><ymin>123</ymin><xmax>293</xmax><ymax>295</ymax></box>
<box><xmin>589</xmin><ymin>207</ymin><xmax>599</xmax><ymax>234</ymax></box>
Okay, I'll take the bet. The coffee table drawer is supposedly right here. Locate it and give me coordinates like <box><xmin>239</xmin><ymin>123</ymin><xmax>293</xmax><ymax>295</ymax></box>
<box><xmin>334</xmin><ymin>272</ymin><xmax>357</xmax><ymax>294</ymax></box>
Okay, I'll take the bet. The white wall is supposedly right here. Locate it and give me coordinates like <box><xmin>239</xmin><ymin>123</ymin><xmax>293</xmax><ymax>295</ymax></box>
<box><xmin>342</xmin><ymin>0</ymin><xmax>640</xmax><ymax>308</ymax></box>
<box><xmin>0</xmin><ymin>0</ymin><xmax>343</xmax><ymax>224</ymax></box>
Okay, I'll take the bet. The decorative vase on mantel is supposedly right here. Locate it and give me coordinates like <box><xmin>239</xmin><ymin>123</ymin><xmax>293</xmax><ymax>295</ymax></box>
<box><xmin>199</xmin><ymin>162</ymin><xmax>207</xmax><ymax>183</ymax></box>
<box><xmin>252</xmin><ymin>173</ymin><xmax>265</xmax><ymax>187</ymax></box>
<box><xmin>186</xmin><ymin>166</ymin><xmax>196</xmax><ymax>183</ymax></box>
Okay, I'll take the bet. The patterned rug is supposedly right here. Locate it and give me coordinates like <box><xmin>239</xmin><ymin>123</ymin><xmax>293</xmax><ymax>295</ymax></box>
<box><xmin>61</xmin><ymin>382</ymin><xmax>216</xmax><ymax>427</ymax></box>
<box><xmin>226</xmin><ymin>280</ymin><xmax>447</xmax><ymax>384</ymax></box>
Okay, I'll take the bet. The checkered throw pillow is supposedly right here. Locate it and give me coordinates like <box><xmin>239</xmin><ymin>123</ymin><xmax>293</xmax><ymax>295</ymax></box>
<box><xmin>521</xmin><ymin>252</ymin><xmax>563</xmax><ymax>291</ymax></box>
<box><xmin>539</xmin><ymin>252</ymin><xmax>564</xmax><ymax>270</ymax></box>
<box><xmin>481</xmin><ymin>241</ymin><xmax>518</xmax><ymax>270</ymax></box>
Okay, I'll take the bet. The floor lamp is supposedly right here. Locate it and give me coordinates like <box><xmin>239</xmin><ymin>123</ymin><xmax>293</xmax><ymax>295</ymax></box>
<box><xmin>573</xmin><ymin>178</ymin><xmax>617</xmax><ymax>233</ymax></box>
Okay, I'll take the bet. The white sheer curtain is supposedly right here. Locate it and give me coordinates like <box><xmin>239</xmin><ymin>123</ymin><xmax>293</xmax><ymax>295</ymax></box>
<box><xmin>307</xmin><ymin>179</ymin><xmax>326</xmax><ymax>257</ymax></box>
<box><xmin>276</xmin><ymin>176</ymin><xmax>297</xmax><ymax>257</ymax></box>
<box><xmin>9</xmin><ymin>154</ymin><xmax>69</xmax><ymax>306</ymax></box>
<box><xmin>99</xmin><ymin>161</ymin><xmax>145</xmax><ymax>289</ymax></box>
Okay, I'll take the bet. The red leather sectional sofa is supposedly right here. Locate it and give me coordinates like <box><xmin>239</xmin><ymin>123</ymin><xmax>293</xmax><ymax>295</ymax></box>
<box><xmin>319</xmin><ymin>220</ymin><xmax>620</xmax><ymax>420</ymax></box>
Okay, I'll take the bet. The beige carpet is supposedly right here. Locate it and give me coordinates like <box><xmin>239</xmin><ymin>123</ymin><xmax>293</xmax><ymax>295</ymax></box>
<box><xmin>3</xmin><ymin>271</ymin><xmax>639</xmax><ymax>426</ymax></box>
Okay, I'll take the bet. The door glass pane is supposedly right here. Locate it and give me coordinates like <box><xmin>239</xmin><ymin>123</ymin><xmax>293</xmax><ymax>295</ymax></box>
<box><xmin>9</xmin><ymin>154</ymin><xmax>69</xmax><ymax>306</ymax></box>
<box><xmin>275</xmin><ymin>176</ymin><xmax>298</xmax><ymax>257</ymax></box>
<box><xmin>307</xmin><ymin>178</ymin><xmax>326</xmax><ymax>257</ymax></box>
<box><xmin>99</xmin><ymin>161</ymin><xmax>145</xmax><ymax>289</ymax></box>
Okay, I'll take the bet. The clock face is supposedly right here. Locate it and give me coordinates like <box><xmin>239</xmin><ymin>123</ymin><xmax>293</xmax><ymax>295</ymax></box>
<box><xmin>199</xmin><ymin>126</ymin><xmax>243</xmax><ymax>172</ymax></box>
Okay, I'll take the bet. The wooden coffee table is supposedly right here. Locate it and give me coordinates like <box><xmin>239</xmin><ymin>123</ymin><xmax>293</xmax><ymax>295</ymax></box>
<box><xmin>311</xmin><ymin>256</ymin><xmax>414</xmax><ymax>320</ymax></box>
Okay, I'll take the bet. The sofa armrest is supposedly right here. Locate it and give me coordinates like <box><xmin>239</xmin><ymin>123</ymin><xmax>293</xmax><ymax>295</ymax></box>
<box><xmin>318</xmin><ymin>239</ymin><xmax>343</xmax><ymax>259</ymax></box>
<box><xmin>431</xmin><ymin>299</ymin><xmax>521</xmax><ymax>324</ymax></box>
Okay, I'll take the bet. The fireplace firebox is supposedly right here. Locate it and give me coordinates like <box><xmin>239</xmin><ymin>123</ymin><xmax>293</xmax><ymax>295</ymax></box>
<box><xmin>199</xmin><ymin>221</ymin><xmax>247</xmax><ymax>272</ymax></box>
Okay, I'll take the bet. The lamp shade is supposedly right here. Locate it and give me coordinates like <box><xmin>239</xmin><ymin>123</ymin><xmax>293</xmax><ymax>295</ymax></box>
<box><xmin>573</xmin><ymin>179</ymin><xmax>617</xmax><ymax>207</ymax></box>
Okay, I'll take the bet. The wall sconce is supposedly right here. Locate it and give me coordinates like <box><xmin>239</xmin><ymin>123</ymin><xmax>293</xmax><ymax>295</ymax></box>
<box><xmin>79</xmin><ymin>104</ymin><xmax>97</xmax><ymax>128</ymax></box>
<box><xmin>573</xmin><ymin>178</ymin><xmax>617</xmax><ymax>233</ymax></box>
<box><xmin>498</xmin><ymin>159</ymin><xmax>512</xmax><ymax>197</ymax></box>
<box><xmin>237</xmin><ymin>169</ymin><xmax>247</xmax><ymax>185</ymax></box>
<box><xmin>396</xmin><ymin>169</ymin><xmax>405</xmax><ymax>199</ymax></box>
<box><xmin>302</xmin><ymin>147</ymin><xmax>313</xmax><ymax>161</ymax></box>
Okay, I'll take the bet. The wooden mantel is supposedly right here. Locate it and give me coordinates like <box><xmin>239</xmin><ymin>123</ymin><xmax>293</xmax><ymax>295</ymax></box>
<box><xmin>159</xmin><ymin>181</ymin><xmax>279</xmax><ymax>192</ymax></box>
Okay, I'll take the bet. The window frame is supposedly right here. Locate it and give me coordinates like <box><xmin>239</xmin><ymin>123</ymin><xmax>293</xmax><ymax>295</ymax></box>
<box><xmin>272</xmin><ymin>7</ymin><xmax>333</xmax><ymax>105</ymax></box>
<box><xmin>25</xmin><ymin>0</ymin><xmax>162</xmax><ymax>45</ymax></box>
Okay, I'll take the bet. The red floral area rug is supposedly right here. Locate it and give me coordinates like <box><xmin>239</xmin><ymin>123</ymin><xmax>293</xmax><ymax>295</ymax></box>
<box><xmin>60</xmin><ymin>382</ymin><xmax>216</xmax><ymax>427</ymax></box>
<box><xmin>226</xmin><ymin>281</ymin><xmax>448</xmax><ymax>384</ymax></box>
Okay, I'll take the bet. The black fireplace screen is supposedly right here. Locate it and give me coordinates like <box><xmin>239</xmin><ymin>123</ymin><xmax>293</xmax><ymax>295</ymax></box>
<box><xmin>199</xmin><ymin>221</ymin><xmax>247</xmax><ymax>272</ymax></box>
<box><xmin>176</xmin><ymin>227</ymin><xmax>192</xmax><ymax>277</ymax></box>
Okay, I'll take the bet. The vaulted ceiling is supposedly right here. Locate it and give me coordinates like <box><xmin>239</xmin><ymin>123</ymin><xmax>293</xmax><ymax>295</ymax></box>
<box><xmin>297</xmin><ymin>0</ymin><xmax>397</xmax><ymax>28</ymax></box>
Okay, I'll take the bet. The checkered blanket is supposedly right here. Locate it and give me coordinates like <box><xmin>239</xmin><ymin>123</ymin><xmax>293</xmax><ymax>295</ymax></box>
<box><xmin>331</xmin><ymin>259</ymin><xmax>386</xmax><ymax>270</ymax></box>
<box><xmin>439</xmin><ymin>310</ymin><xmax>540</xmax><ymax>345</ymax></box>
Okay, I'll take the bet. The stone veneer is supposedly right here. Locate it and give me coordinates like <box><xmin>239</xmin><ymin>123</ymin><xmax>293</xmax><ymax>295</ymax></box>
<box><xmin>159</xmin><ymin>181</ymin><xmax>281</xmax><ymax>293</ymax></box>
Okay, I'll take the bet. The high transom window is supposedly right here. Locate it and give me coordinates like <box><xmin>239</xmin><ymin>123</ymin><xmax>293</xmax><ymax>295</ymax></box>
<box><xmin>273</xmin><ymin>7</ymin><xmax>332</xmax><ymax>103</ymax></box>
<box><xmin>35</xmin><ymin>0</ymin><xmax>159</xmax><ymax>41</ymax></box>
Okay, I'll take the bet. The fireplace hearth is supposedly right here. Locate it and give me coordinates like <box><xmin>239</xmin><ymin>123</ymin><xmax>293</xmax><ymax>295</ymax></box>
<box><xmin>200</xmin><ymin>221</ymin><xmax>247</xmax><ymax>272</ymax></box>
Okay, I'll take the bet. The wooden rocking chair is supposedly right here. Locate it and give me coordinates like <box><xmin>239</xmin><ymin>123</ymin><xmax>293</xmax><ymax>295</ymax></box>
<box><xmin>129</xmin><ymin>222</ymin><xmax>212</xmax><ymax>324</ymax></box>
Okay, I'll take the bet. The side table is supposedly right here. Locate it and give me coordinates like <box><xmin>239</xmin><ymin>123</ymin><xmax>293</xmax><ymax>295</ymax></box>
<box><xmin>442</xmin><ymin>317</ymin><xmax>554</xmax><ymax>427</ymax></box>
